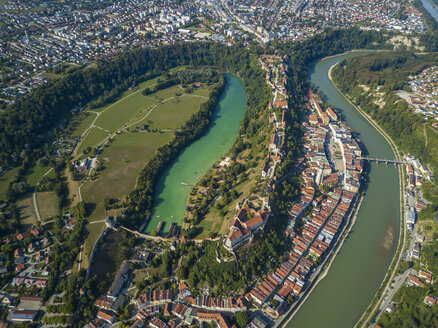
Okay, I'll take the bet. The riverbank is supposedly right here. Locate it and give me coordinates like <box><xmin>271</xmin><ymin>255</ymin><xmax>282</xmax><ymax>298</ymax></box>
<box><xmin>328</xmin><ymin>63</ymin><xmax>407</xmax><ymax>328</ymax></box>
<box><xmin>148</xmin><ymin>74</ymin><xmax>246</xmax><ymax>233</ymax></box>
<box><xmin>277</xmin><ymin>192</ymin><xmax>365</xmax><ymax>328</ymax></box>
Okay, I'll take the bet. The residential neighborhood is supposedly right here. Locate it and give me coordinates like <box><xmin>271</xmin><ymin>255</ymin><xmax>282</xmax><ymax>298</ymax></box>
<box><xmin>396</xmin><ymin>65</ymin><xmax>438</xmax><ymax>122</ymax></box>
<box><xmin>0</xmin><ymin>0</ymin><xmax>428</xmax><ymax>103</ymax></box>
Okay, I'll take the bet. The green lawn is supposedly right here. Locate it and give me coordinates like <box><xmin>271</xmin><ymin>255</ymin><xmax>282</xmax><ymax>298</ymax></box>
<box><xmin>88</xmin><ymin>75</ymin><xmax>162</xmax><ymax>113</ymax></box>
<box><xmin>81</xmin><ymin>131</ymin><xmax>173</xmax><ymax>220</ymax></box>
<box><xmin>0</xmin><ymin>167</ymin><xmax>19</xmax><ymax>201</ymax></box>
<box><xmin>40</xmin><ymin>72</ymin><xmax>61</xmax><ymax>81</ymax></box>
<box><xmin>81</xmin><ymin>222</ymin><xmax>105</xmax><ymax>270</ymax></box>
<box><xmin>94</xmin><ymin>92</ymin><xmax>158</xmax><ymax>132</ymax></box>
<box><xmin>25</xmin><ymin>165</ymin><xmax>51</xmax><ymax>188</ymax></box>
<box><xmin>70</xmin><ymin>112</ymin><xmax>97</xmax><ymax>138</ymax></box>
<box><xmin>36</xmin><ymin>191</ymin><xmax>59</xmax><ymax>221</ymax></box>
<box><xmin>144</xmin><ymin>95</ymin><xmax>207</xmax><ymax>130</ymax></box>
<box><xmin>133</xmin><ymin>269</ymin><xmax>149</xmax><ymax>283</ymax></box>
<box><xmin>76</xmin><ymin>127</ymin><xmax>109</xmax><ymax>155</ymax></box>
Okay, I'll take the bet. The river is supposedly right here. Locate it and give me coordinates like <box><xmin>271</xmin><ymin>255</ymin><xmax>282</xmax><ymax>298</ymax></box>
<box><xmin>421</xmin><ymin>0</ymin><xmax>438</xmax><ymax>21</ymax></box>
<box><xmin>147</xmin><ymin>74</ymin><xmax>246</xmax><ymax>233</ymax></box>
<box><xmin>286</xmin><ymin>53</ymin><xmax>400</xmax><ymax>327</ymax></box>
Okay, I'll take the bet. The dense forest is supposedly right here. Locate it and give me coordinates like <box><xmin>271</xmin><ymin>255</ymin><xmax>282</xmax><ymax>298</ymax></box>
<box><xmin>331</xmin><ymin>52</ymin><xmax>438</xmax><ymax>175</ymax></box>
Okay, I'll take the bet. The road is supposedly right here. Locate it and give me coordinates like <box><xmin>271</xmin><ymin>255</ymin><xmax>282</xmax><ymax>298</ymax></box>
<box><xmin>331</xmin><ymin>72</ymin><xmax>408</xmax><ymax>328</ymax></box>
<box><xmin>368</xmin><ymin>268</ymin><xmax>415</xmax><ymax>327</ymax></box>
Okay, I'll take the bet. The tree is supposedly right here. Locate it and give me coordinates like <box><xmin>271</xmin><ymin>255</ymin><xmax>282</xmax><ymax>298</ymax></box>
<box><xmin>236</xmin><ymin>311</ymin><xmax>250</xmax><ymax>328</ymax></box>
<box><xmin>37</xmin><ymin>157</ymin><xmax>49</xmax><ymax>167</ymax></box>
<box><xmin>72</xmin><ymin>201</ymin><xmax>86</xmax><ymax>218</ymax></box>
<box><xmin>103</xmin><ymin>198</ymin><xmax>111</xmax><ymax>214</ymax></box>
<box><xmin>12</xmin><ymin>182</ymin><xmax>29</xmax><ymax>194</ymax></box>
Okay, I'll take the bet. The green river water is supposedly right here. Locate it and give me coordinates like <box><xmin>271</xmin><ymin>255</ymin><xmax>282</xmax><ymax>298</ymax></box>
<box><xmin>147</xmin><ymin>74</ymin><xmax>246</xmax><ymax>233</ymax></box>
<box><xmin>287</xmin><ymin>53</ymin><xmax>400</xmax><ymax>327</ymax></box>
<box><xmin>145</xmin><ymin>54</ymin><xmax>401</xmax><ymax>327</ymax></box>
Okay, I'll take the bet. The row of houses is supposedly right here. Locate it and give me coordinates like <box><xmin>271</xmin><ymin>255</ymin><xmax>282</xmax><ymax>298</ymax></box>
<box><xmin>183</xmin><ymin>294</ymin><xmax>247</xmax><ymax>313</ymax></box>
<box><xmin>131</xmin><ymin>301</ymin><xmax>237</xmax><ymax>328</ymax></box>
<box><xmin>85</xmin><ymin>261</ymin><xmax>131</xmax><ymax>326</ymax></box>
<box><xmin>224</xmin><ymin>55</ymin><xmax>290</xmax><ymax>253</ymax></box>
<box><xmin>137</xmin><ymin>289</ymin><xmax>173</xmax><ymax>308</ymax></box>
<box><xmin>247</xmin><ymin>187</ymin><xmax>356</xmax><ymax>313</ymax></box>
<box><xmin>11</xmin><ymin>276</ymin><xmax>47</xmax><ymax>288</ymax></box>
<box><xmin>247</xmin><ymin>90</ymin><xmax>362</xmax><ymax>314</ymax></box>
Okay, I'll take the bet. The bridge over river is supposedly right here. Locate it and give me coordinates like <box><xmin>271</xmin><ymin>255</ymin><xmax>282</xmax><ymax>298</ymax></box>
<box><xmin>358</xmin><ymin>157</ymin><xmax>406</xmax><ymax>165</ymax></box>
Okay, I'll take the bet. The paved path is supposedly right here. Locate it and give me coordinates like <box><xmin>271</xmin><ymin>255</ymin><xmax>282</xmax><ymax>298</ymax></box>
<box><xmin>369</xmin><ymin>268</ymin><xmax>415</xmax><ymax>327</ymax></box>
<box><xmin>424</xmin><ymin>123</ymin><xmax>428</xmax><ymax>148</ymax></box>
<box><xmin>77</xmin><ymin>92</ymin><xmax>207</xmax><ymax>197</ymax></box>
<box><xmin>73</xmin><ymin>86</ymin><xmax>154</xmax><ymax>156</ymax></box>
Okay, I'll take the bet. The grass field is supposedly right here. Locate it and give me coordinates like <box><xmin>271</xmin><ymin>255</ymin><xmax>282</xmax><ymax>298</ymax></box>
<box><xmin>65</xmin><ymin>171</ymin><xmax>81</xmax><ymax>207</ymax></box>
<box><xmin>70</xmin><ymin>112</ymin><xmax>97</xmax><ymax>138</ymax></box>
<box><xmin>25</xmin><ymin>165</ymin><xmax>51</xmax><ymax>188</ymax></box>
<box><xmin>81</xmin><ymin>131</ymin><xmax>173</xmax><ymax>219</ymax></box>
<box><xmin>17</xmin><ymin>194</ymin><xmax>37</xmax><ymax>227</ymax></box>
<box><xmin>133</xmin><ymin>269</ymin><xmax>149</xmax><ymax>283</ymax></box>
<box><xmin>143</xmin><ymin>95</ymin><xmax>207</xmax><ymax>130</ymax></box>
<box><xmin>72</xmin><ymin>80</ymin><xmax>212</xmax><ymax>222</ymax></box>
<box><xmin>36</xmin><ymin>191</ymin><xmax>59</xmax><ymax>221</ymax></box>
<box><xmin>81</xmin><ymin>222</ymin><xmax>105</xmax><ymax>270</ymax></box>
<box><xmin>0</xmin><ymin>167</ymin><xmax>19</xmax><ymax>201</ymax></box>
<box><xmin>76</xmin><ymin>127</ymin><xmax>109</xmax><ymax>155</ymax></box>
<box><xmin>93</xmin><ymin>92</ymin><xmax>159</xmax><ymax>132</ymax></box>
